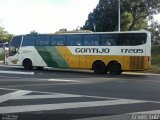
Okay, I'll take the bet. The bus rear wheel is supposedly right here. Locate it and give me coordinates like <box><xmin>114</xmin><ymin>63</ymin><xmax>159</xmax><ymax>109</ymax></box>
<box><xmin>108</xmin><ymin>62</ymin><xmax>122</xmax><ymax>75</ymax></box>
<box><xmin>93</xmin><ymin>61</ymin><xmax>106</xmax><ymax>74</ymax></box>
<box><xmin>23</xmin><ymin>59</ymin><xmax>33</xmax><ymax>70</ymax></box>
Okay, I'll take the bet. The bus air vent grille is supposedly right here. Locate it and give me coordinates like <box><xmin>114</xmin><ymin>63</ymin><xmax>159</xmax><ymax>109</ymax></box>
<box><xmin>130</xmin><ymin>56</ymin><xmax>144</xmax><ymax>70</ymax></box>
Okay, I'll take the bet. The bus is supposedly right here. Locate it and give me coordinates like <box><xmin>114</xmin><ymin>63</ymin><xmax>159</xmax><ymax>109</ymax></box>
<box><xmin>6</xmin><ymin>30</ymin><xmax>151</xmax><ymax>74</ymax></box>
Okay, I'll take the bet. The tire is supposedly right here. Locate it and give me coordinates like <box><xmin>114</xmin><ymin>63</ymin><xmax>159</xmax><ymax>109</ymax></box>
<box><xmin>23</xmin><ymin>59</ymin><xmax>33</xmax><ymax>70</ymax></box>
<box><xmin>93</xmin><ymin>61</ymin><xmax>106</xmax><ymax>74</ymax></box>
<box><xmin>36</xmin><ymin>67</ymin><xmax>44</xmax><ymax>70</ymax></box>
<box><xmin>108</xmin><ymin>62</ymin><xmax>122</xmax><ymax>75</ymax></box>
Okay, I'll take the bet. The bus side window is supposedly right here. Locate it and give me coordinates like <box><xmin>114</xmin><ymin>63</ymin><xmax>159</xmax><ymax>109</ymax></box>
<box><xmin>101</xmin><ymin>34</ymin><xmax>117</xmax><ymax>46</ymax></box>
<box><xmin>36</xmin><ymin>35</ymin><xmax>50</xmax><ymax>46</ymax></box>
<box><xmin>131</xmin><ymin>33</ymin><xmax>147</xmax><ymax>45</ymax></box>
<box><xmin>140</xmin><ymin>34</ymin><xmax>147</xmax><ymax>44</ymax></box>
<box><xmin>83</xmin><ymin>35</ymin><xmax>100</xmax><ymax>46</ymax></box>
<box><xmin>51</xmin><ymin>36</ymin><xmax>66</xmax><ymax>46</ymax></box>
<box><xmin>22</xmin><ymin>36</ymin><xmax>35</xmax><ymax>46</ymax></box>
<box><xmin>119</xmin><ymin>33</ymin><xmax>147</xmax><ymax>46</ymax></box>
<box><xmin>67</xmin><ymin>35</ymin><xmax>82</xmax><ymax>46</ymax></box>
<box><xmin>119</xmin><ymin>34</ymin><xmax>131</xmax><ymax>46</ymax></box>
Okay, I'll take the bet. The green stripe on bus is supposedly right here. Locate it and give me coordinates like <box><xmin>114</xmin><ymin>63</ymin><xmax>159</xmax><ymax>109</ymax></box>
<box><xmin>35</xmin><ymin>46</ymin><xmax>59</xmax><ymax>67</ymax></box>
<box><xmin>46</xmin><ymin>47</ymin><xmax>69</xmax><ymax>68</ymax></box>
<box><xmin>35</xmin><ymin>46</ymin><xmax>69</xmax><ymax>68</ymax></box>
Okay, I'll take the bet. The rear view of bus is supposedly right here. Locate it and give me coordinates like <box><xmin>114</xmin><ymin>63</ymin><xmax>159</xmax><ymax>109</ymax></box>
<box><xmin>6</xmin><ymin>30</ymin><xmax>151</xmax><ymax>74</ymax></box>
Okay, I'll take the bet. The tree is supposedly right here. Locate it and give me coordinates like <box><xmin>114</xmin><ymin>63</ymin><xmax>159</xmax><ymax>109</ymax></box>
<box><xmin>0</xmin><ymin>27</ymin><xmax>13</xmax><ymax>43</ymax></box>
<box><xmin>121</xmin><ymin>0</ymin><xmax>160</xmax><ymax>30</ymax></box>
<box><xmin>29</xmin><ymin>30</ymin><xmax>38</xmax><ymax>35</ymax></box>
<box><xmin>148</xmin><ymin>21</ymin><xmax>160</xmax><ymax>45</ymax></box>
<box><xmin>58</xmin><ymin>28</ymin><xmax>67</xmax><ymax>32</ymax></box>
<box><xmin>82</xmin><ymin>0</ymin><xmax>160</xmax><ymax>32</ymax></box>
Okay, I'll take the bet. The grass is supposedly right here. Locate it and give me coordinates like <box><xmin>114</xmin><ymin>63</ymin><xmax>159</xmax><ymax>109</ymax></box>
<box><xmin>146</xmin><ymin>65</ymin><xmax>160</xmax><ymax>74</ymax></box>
<box><xmin>151</xmin><ymin>46</ymin><xmax>160</xmax><ymax>65</ymax></box>
<box><xmin>146</xmin><ymin>46</ymin><xmax>160</xmax><ymax>74</ymax></box>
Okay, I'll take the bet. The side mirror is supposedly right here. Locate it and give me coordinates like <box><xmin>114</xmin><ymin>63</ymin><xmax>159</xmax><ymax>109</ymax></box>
<box><xmin>3</xmin><ymin>42</ymin><xmax>9</xmax><ymax>48</ymax></box>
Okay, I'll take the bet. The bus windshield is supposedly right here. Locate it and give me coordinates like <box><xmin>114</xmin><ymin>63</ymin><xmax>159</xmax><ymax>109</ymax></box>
<box><xmin>9</xmin><ymin>36</ymin><xmax>22</xmax><ymax>56</ymax></box>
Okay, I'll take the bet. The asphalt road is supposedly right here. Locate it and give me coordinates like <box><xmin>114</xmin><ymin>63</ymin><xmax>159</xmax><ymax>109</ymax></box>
<box><xmin>0</xmin><ymin>64</ymin><xmax>160</xmax><ymax>120</ymax></box>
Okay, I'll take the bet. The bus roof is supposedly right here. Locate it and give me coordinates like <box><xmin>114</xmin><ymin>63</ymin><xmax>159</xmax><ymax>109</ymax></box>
<box><xmin>16</xmin><ymin>30</ymin><xmax>150</xmax><ymax>37</ymax></box>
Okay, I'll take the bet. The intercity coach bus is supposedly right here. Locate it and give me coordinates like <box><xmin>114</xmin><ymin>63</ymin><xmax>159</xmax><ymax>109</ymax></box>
<box><xmin>6</xmin><ymin>30</ymin><xmax>151</xmax><ymax>74</ymax></box>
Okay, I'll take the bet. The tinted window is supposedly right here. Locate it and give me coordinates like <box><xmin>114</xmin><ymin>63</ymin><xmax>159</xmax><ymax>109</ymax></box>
<box><xmin>10</xmin><ymin>36</ymin><xmax>22</xmax><ymax>48</ymax></box>
<box><xmin>131</xmin><ymin>33</ymin><xmax>147</xmax><ymax>45</ymax></box>
<box><xmin>101</xmin><ymin>34</ymin><xmax>118</xmax><ymax>46</ymax></box>
<box><xmin>119</xmin><ymin>33</ymin><xmax>147</xmax><ymax>46</ymax></box>
<box><xmin>51</xmin><ymin>35</ymin><xmax>66</xmax><ymax>46</ymax></box>
<box><xmin>67</xmin><ymin>35</ymin><xmax>82</xmax><ymax>46</ymax></box>
<box><xmin>9</xmin><ymin>36</ymin><xmax>22</xmax><ymax>56</ymax></box>
<box><xmin>22</xmin><ymin>36</ymin><xmax>35</xmax><ymax>46</ymax></box>
<box><xmin>83</xmin><ymin>35</ymin><xmax>100</xmax><ymax>46</ymax></box>
<box><xmin>36</xmin><ymin>35</ymin><xmax>50</xmax><ymax>46</ymax></box>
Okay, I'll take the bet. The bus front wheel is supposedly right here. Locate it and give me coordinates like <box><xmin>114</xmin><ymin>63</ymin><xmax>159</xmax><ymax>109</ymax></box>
<box><xmin>93</xmin><ymin>61</ymin><xmax>106</xmax><ymax>74</ymax></box>
<box><xmin>23</xmin><ymin>59</ymin><xmax>33</xmax><ymax>70</ymax></box>
<box><xmin>108</xmin><ymin>62</ymin><xmax>122</xmax><ymax>75</ymax></box>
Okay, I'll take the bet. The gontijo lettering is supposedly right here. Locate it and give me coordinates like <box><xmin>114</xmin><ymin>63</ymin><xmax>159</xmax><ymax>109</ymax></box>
<box><xmin>75</xmin><ymin>48</ymin><xmax>110</xmax><ymax>53</ymax></box>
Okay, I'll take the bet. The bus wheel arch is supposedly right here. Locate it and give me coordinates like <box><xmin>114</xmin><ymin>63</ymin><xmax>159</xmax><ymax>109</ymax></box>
<box><xmin>107</xmin><ymin>61</ymin><xmax>122</xmax><ymax>75</ymax></box>
<box><xmin>22</xmin><ymin>58</ymin><xmax>33</xmax><ymax>70</ymax></box>
<box><xmin>92</xmin><ymin>60</ymin><xmax>107</xmax><ymax>74</ymax></box>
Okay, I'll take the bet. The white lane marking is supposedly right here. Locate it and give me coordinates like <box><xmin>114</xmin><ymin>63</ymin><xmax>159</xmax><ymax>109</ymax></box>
<box><xmin>0</xmin><ymin>64</ymin><xmax>23</xmax><ymax>68</ymax></box>
<box><xmin>124</xmin><ymin>72</ymin><xmax>160</xmax><ymax>76</ymax></box>
<box><xmin>47</xmin><ymin>79</ymin><xmax>82</xmax><ymax>82</ymax></box>
<box><xmin>143</xmin><ymin>80</ymin><xmax>160</xmax><ymax>83</ymax></box>
<box><xmin>116</xmin><ymin>81</ymin><xmax>128</xmax><ymax>83</ymax></box>
<box><xmin>0</xmin><ymin>87</ymin><xmax>160</xmax><ymax>115</ymax></box>
<box><xmin>1</xmin><ymin>87</ymin><xmax>160</xmax><ymax>102</ymax></box>
<box><xmin>131</xmin><ymin>109</ymin><xmax>160</xmax><ymax>114</ymax></box>
<box><xmin>0</xmin><ymin>90</ymin><xmax>32</xmax><ymax>103</ymax></box>
<box><xmin>0</xmin><ymin>88</ymin><xmax>120</xmax><ymax>100</ymax></box>
<box><xmin>14</xmin><ymin>94</ymin><xmax>84</xmax><ymax>100</ymax></box>
<box><xmin>0</xmin><ymin>76</ymin><xmax>23</xmax><ymax>79</ymax></box>
<box><xmin>0</xmin><ymin>70</ymin><xmax>34</xmax><ymax>75</ymax></box>
<box><xmin>0</xmin><ymin>99</ymin><xmax>147</xmax><ymax>114</ymax></box>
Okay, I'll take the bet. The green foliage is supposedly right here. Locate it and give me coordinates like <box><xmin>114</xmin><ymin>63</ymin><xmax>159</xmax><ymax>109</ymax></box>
<box><xmin>151</xmin><ymin>46</ymin><xmax>160</xmax><ymax>65</ymax></box>
<box><xmin>0</xmin><ymin>52</ymin><xmax>4</xmax><ymax>61</ymax></box>
<box><xmin>82</xmin><ymin>0</ymin><xmax>160</xmax><ymax>31</ymax></box>
<box><xmin>145</xmin><ymin>46</ymin><xmax>160</xmax><ymax>74</ymax></box>
<box><xmin>121</xmin><ymin>12</ymin><xmax>133</xmax><ymax>31</ymax></box>
<box><xmin>0</xmin><ymin>27</ymin><xmax>13</xmax><ymax>43</ymax></box>
<box><xmin>148</xmin><ymin>21</ymin><xmax>160</xmax><ymax>46</ymax></box>
<box><xmin>29</xmin><ymin>30</ymin><xmax>38</xmax><ymax>35</ymax></box>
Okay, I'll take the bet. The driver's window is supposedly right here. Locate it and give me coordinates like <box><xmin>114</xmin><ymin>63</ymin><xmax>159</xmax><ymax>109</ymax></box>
<box><xmin>9</xmin><ymin>36</ymin><xmax>22</xmax><ymax>56</ymax></box>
